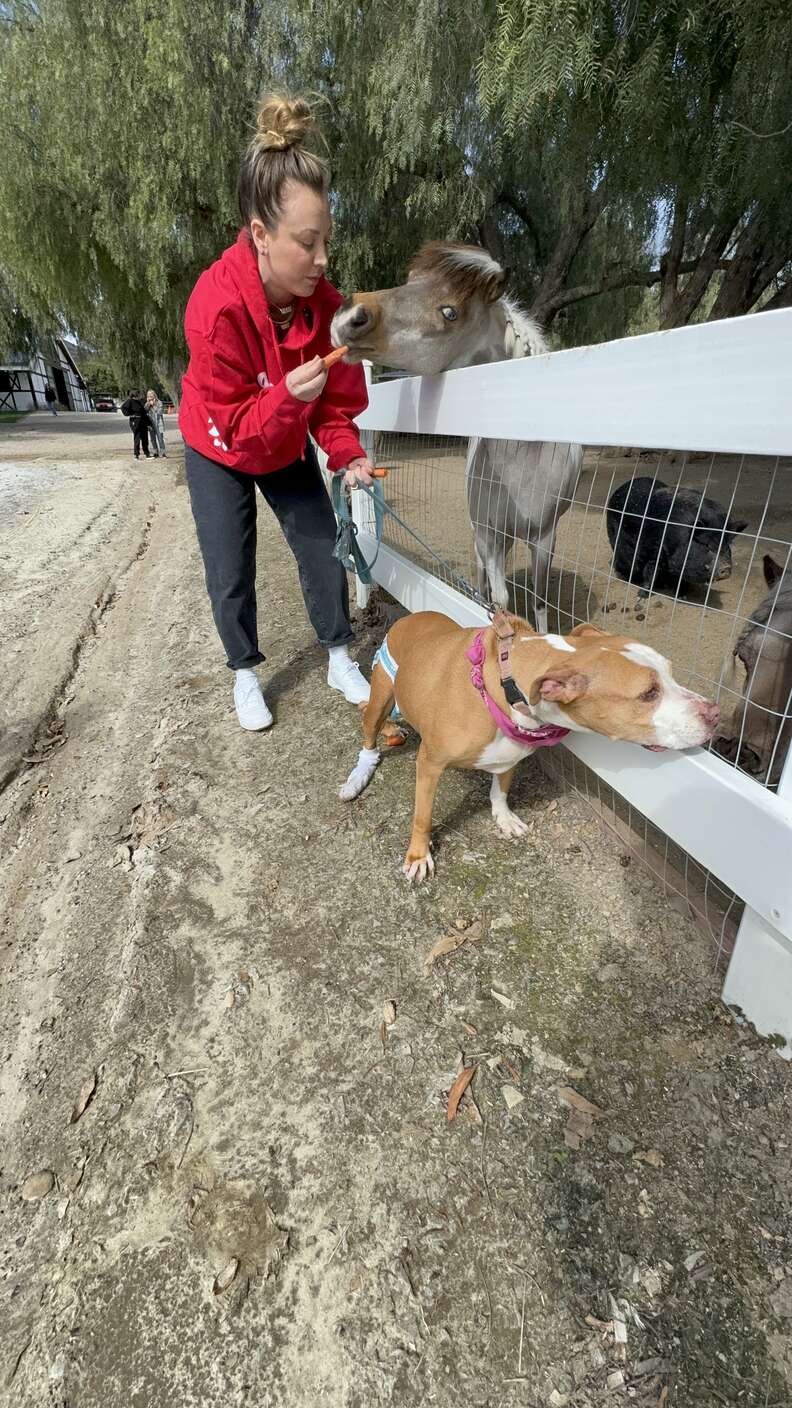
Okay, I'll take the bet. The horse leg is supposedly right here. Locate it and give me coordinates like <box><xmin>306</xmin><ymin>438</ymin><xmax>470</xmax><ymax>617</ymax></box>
<box><xmin>530</xmin><ymin>529</ymin><xmax>555</xmax><ymax>635</ymax></box>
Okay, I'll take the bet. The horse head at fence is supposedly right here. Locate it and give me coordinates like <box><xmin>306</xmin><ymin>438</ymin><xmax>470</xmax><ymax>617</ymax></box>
<box><xmin>331</xmin><ymin>242</ymin><xmax>583</xmax><ymax>635</ymax></box>
<box><xmin>331</xmin><ymin>241</ymin><xmax>549</xmax><ymax>373</ymax></box>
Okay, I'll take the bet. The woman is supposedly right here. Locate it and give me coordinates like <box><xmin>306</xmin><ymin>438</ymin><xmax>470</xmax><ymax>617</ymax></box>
<box><xmin>120</xmin><ymin>390</ymin><xmax>152</xmax><ymax>459</ymax></box>
<box><xmin>146</xmin><ymin>389</ymin><xmax>166</xmax><ymax>457</ymax></box>
<box><xmin>179</xmin><ymin>93</ymin><xmax>374</xmax><ymax>731</ymax></box>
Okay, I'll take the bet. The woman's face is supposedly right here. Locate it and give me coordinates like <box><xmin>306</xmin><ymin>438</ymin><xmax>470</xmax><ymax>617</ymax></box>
<box><xmin>251</xmin><ymin>180</ymin><xmax>332</xmax><ymax>302</ymax></box>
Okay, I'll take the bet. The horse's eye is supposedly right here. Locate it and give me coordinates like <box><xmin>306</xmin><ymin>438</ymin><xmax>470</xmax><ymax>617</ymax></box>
<box><xmin>440</xmin><ymin>306</ymin><xmax>457</xmax><ymax>322</ymax></box>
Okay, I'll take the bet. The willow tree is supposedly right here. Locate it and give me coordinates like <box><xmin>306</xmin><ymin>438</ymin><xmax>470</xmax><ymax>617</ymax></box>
<box><xmin>1</xmin><ymin>0</ymin><xmax>790</xmax><ymax>379</ymax></box>
<box><xmin>0</xmin><ymin>0</ymin><xmax>259</xmax><ymax>389</ymax></box>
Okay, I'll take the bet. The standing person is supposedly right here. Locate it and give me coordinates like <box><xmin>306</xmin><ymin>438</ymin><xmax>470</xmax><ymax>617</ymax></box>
<box><xmin>179</xmin><ymin>93</ymin><xmax>375</xmax><ymax>732</ymax></box>
<box><xmin>120</xmin><ymin>390</ymin><xmax>152</xmax><ymax>459</ymax></box>
<box><xmin>146</xmin><ymin>389</ymin><xmax>166</xmax><ymax>457</ymax></box>
<box><xmin>44</xmin><ymin>383</ymin><xmax>58</xmax><ymax>416</ymax></box>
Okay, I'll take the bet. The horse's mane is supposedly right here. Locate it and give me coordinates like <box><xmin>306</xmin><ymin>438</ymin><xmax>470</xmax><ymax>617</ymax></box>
<box><xmin>408</xmin><ymin>242</ymin><xmax>548</xmax><ymax>358</ymax></box>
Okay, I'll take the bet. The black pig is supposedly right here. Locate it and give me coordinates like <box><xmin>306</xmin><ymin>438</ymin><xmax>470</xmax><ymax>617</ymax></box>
<box><xmin>606</xmin><ymin>477</ymin><xmax>747</xmax><ymax>597</ymax></box>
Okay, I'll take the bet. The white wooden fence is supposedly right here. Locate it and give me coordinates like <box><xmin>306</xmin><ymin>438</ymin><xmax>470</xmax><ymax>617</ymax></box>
<box><xmin>330</xmin><ymin>310</ymin><xmax>792</xmax><ymax>1056</ymax></box>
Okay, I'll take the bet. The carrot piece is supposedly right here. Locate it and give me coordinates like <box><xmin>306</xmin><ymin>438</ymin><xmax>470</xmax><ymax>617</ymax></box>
<box><xmin>323</xmin><ymin>345</ymin><xmax>349</xmax><ymax>369</ymax></box>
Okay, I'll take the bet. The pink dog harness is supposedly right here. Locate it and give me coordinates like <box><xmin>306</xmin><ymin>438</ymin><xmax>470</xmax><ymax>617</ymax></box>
<box><xmin>465</xmin><ymin>629</ymin><xmax>570</xmax><ymax>748</ymax></box>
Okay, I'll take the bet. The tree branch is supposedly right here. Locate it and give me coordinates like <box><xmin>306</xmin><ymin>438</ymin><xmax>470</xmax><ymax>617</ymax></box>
<box><xmin>498</xmin><ymin>189</ymin><xmax>545</xmax><ymax>266</ymax></box>
<box><xmin>761</xmin><ymin>280</ymin><xmax>792</xmax><ymax>313</ymax></box>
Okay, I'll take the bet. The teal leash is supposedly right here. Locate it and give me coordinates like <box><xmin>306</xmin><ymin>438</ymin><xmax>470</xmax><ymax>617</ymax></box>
<box><xmin>331</xmin><ymin>474</ymin><xmax>493</xmax><ymax>612</ymax></box>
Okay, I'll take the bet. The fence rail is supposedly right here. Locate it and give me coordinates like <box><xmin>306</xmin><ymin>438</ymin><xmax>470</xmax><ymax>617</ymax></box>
<box><xmin>334</xmin><ymin>309</ymin><xmax>792</xmax><ymax>1055</ymax></box>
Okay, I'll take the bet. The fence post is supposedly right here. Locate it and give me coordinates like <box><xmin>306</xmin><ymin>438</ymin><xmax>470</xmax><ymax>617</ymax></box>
<box><xmin>350</xmin><ymin>360</ymin><xmax>376</xmax><ymax>612</ymax></box>
<box><xmin>722</xmin><ymin>744</ymin><xmax>792</xmax><ymax>1058</ymax></box>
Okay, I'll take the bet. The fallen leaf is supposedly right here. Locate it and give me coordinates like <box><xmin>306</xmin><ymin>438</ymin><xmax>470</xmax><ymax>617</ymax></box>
<box><xmin>502</xmin><ymin>1084</ymin><xmax>525</xmax><ymax>1110</ymax></box>
<box><xmin>464</xmin><ymin>1093</ymin><xmax>483</xmax><ymax>1124</ymax></box>
<box><xmin>446</xmin><ymin>1065</ymin><xmax>476</xmax><ymax>1122</ymax></box>
<box><xmin>382</xmin><ymin>1000</ymin><xmax>397</xmax><ymax>1025</ymax></box>
<box><xmin>499</xmin><ymin>1055</ymin><xmax>521</xmax><ymax>1082</ymax></box>
<box><xmin>424</xmin><ymin>920</ymin><xmax>484</xmax><ymax>968</ymax></box>
<box><xmin>490</xmin><ymin>989</ymin><xmax>515</xmax><ymax>1010</ymax></box>
<box><xmin>638</xmin><ymin>1188</ymin><xmax>653</xmax><ymax>1218</ymax></box>
<box><xmin>658</xmin><ymin>1389</ymin><xmax>669</xmax><ymax>1408</ymax></box>
<box><xmin>684</xmin><ymin>1249</ymin><xmax>706</xmax><ymax>1272</ymax></box>
<box><xmin>212</xmin><ymin>1257</ymin><xmax>239</xmax><ymax>1295</ymax></box>
<box><xmin>633</xmin><ymin>1148</ymin><xmax>664</xmax><ymax>1168</ymax></box>
<box><xmin>56</xmin><ymin>1196</ymin><xmax>70</xmax><ymax>1220</ymax></box>
<box><xmin>70</xmin><ymin>1072</ymin><xmax>97</xmax><ymax>1124</ymax></box>
<box><xmin>557</xmin><ymin>1086</ymin><xmax>604</xmax><ymax>1118</ymax></box>
<box><xmin>379</xmin><ymin>1020</ymin><xmax>388</xmax><ymax>1049</ymax></box>
<box><xmin>21</xmin><ymin>1170</ymin><xmax>54</xmax><ymax>1201</ymax></box>
<box><xmin>461</xmin><ymin>1021</ymin><xmax>478</xmax><ymax>1037</ymax></box>
<box><xmin>224</xmin><ymin>990</ymin><xmax>236</xmax><ymax>1009</ymax></box>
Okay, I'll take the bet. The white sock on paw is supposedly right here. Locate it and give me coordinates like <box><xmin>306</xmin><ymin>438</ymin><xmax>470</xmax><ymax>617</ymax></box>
<box><xmin>339</xmin><ymin>747</ymin><xmax>381</xmax><ymax>801</ymax></box>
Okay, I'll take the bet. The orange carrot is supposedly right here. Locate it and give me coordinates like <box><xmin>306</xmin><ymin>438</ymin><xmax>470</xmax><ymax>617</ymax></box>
<box><xmin>323</xmin><ymin>345</ymin><xmax>349</xmax><ymax>369</ymax></box>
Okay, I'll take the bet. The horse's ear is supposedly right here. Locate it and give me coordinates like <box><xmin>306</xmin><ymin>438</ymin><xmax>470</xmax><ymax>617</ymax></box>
<box><xmin>487</xmin><ymin>266</ymin><xmax>509</xmax><ymax>302</ymax></box>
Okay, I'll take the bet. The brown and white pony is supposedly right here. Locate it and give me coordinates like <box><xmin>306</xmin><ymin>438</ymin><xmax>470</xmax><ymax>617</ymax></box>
<box><xmin>331</xmin><ymin>242</ymin><xmax>582</xmax><ymax>632</ymax></box>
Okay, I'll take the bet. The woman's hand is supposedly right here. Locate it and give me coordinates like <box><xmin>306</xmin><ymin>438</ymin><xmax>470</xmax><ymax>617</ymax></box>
<box><xmin>285</xmin><ymin>356</ymin><xmax>328</xmax><ymax>403</ymax></box>
<box><xmin>344</xmin><ymin>457</ymin><xmax>375</xmax><ymax>488</ymax></box>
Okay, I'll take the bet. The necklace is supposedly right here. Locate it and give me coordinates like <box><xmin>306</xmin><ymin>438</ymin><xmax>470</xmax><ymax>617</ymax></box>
<box><xmin>268</xmin><ymin>299</ymin><xmax>294</xmax><ymax>331</ymax></box>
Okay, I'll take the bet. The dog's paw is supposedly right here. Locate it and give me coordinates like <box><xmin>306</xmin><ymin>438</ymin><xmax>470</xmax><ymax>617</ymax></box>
<box><xmin>338</xmin><ymin>747</ymin><xmax>381</xmax><ymax>801</ymax></box>
<box><xmin>402</xmin><ymin>848</ymin><xmax>435</xmax><ymax>883</ymax></box>
<box><xmin>494</xmin><ymin>808</ymin><xmax>529</xmax><ymax>839</ymax></box>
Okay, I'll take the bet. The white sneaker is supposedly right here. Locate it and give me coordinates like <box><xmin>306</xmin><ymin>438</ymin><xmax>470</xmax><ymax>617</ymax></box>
<box><xmin>233</xmin><ymin>669</ymin><xmax>273</xmax><ymax>730</ymax></box>
<box><xmin>327</xmin><ymin>655</ymin><xmax>371</xmax><ymax>705</ymax></box>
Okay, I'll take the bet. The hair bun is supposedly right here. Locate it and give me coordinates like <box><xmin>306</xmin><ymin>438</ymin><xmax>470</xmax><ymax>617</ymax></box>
<box><xmin>255</xmin><ymin>94</ymin><xmax>314</xmax><ymax>152</ymax></box>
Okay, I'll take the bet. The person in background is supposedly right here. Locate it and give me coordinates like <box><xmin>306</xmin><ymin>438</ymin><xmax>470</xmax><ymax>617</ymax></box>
<box><xmin>146</xmin><ymin>389</ymin><xmax>166</xmax><ymax>457</ymax></box>
<box><xmin>44</xmin><ymin>383</ymin><xmax>58</xmax><ymax>416</ymax></box>
<box><xmin>178</xmin><ymin>92</ymin><xmax>375</xmax><ymax>732</ymax></box>
<box><xmin>120</xmin><ymin>390</ymin><xmax>152</xmax><ymax>459</ymax></box>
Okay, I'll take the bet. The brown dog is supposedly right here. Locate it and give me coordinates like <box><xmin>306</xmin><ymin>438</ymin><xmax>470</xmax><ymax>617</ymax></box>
<box><xmin>341</xmin><ymin>611</ymin><xmax>719</xmax><ymax>881</ymax></box>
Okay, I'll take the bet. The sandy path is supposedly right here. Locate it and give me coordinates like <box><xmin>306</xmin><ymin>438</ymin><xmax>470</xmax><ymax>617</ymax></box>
<box><xmin>0</xmin><ymin>415</ymin><xmax>790</xmax><ymax>1407</ymax></box>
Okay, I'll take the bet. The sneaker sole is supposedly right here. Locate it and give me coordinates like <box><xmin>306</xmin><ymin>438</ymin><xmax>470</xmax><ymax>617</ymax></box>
<box><xmin>327</xmin><ymin>679</ymin><xmax>371</xmax><ymax>705</ymax></box>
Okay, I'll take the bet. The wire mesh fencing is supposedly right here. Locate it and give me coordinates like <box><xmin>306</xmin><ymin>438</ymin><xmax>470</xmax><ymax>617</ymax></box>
<box><xmin>367</xmin><ymin>428</ymin><xmax>792</xmax><ymax>956</ymax></box>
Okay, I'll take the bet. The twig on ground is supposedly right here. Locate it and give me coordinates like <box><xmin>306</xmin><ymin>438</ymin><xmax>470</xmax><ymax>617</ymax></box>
<box><xmin>326</xmin><ymin>1221</ymin><xmax>351</xmax><ymax>1266</ymax></box>
<box><xmin>177</xmin><ymin>1106</ymin><xmax>194</xmax><ymax>1170</ymax></box>
<box><xmin>480</xmin><ymin>1117</ymin><xmax>494</xmax><ymax>1209</ymax></box>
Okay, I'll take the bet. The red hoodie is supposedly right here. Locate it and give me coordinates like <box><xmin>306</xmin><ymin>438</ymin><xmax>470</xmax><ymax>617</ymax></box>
<box><xmin>179</xmin><ymin>231</ymin><xmax>367</xmax><ymax>475</ymax></box>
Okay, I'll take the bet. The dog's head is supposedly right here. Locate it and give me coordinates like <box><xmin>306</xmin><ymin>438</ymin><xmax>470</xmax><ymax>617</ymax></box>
<box><xmin>511</xmin><ymin>623</ymin><xmax>719</xmax><ymax>750</ymax></box>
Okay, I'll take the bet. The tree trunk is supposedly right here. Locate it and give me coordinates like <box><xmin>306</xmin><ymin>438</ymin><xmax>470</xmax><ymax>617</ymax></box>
<box><xmin>529</xmin><ymin>179</ymin><xmax>609</xmax><ymax>327</ymax></box>
<box><xmin>659</xmin><ymin>196</ymin><xmax>688</xmax><ymax>326</ymax></box>
<box><xmin>659</xmin><ymin>213</ymin><xmax>738</xmax><ymax>328</ymax></box>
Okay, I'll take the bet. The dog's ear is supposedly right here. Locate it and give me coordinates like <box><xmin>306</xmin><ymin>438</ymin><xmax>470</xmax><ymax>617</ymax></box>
<box><xmin>727</xmin><ymin>517</ymin><xmax>748</xmax><ymax>536</ymax></box>
<box><xmin>531</xmin><ymin>671</ymin><xmax>589</xmax><ymax>705</ymax></box>
<box><xmin>569</xmin><ymin>623</ymin><xmax>607</xmax><ymax>640</ymax></box>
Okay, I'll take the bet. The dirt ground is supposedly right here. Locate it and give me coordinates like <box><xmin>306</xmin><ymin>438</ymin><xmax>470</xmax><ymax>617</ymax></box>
<box><xmin>1</xmin><ymin>413</ymin><xmax>791</xmax><ymax>1408</ymax></box>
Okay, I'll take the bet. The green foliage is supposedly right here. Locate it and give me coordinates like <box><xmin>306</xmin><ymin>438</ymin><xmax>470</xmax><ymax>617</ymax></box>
<box><xmin>0</xmin><ymin>0</ymin><xmax>790</xmax><ymax>371</ymax></box>
<box><xmin>79</xmin><ymin>358</ymin><xmax>122</xmax><ymax>398</ymax></box>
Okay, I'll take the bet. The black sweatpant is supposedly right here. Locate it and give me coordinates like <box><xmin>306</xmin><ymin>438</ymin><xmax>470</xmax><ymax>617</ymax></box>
<box><xmin>131</xmin><ymin>416</ymin><xmax>150</xmax><ymax>458</ymax></box>
<box><xmin>185</xmin><ymin>443</ymin><xmax>353</xmax><ymax>671</ymax></box>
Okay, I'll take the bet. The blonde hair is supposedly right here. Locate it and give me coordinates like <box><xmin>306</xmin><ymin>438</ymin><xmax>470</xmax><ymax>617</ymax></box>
<box><xmin>238</xmin><ymin>93</ymin><xmax>330</xmax><ymax>230</ymax></box>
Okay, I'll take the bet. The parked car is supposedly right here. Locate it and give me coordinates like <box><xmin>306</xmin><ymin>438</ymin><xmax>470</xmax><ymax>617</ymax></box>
<box><xmin>94</xmin><ymin>394</ymin><xmax>118</xmax><ymax>412</ymax></box>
